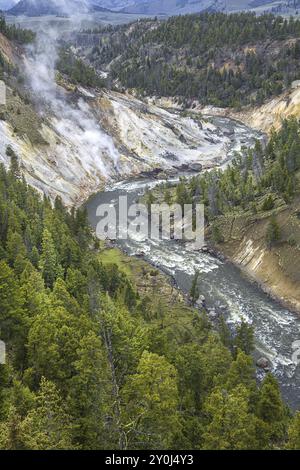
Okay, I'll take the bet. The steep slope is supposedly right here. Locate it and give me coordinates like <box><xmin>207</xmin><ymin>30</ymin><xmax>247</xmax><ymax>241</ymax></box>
<box><xmin>0</xmin><ymin>83</ymin><xmax>256</xmax><ymax>205</ymax></box>
<box><xmin>154</xmin><ymin>116</ymin><xmax>300</xmax><ymax>312</ymax></box>
<box><xmin>237</xmin><ymin>83</ymin><xmax>300</xmax><ymax>132</ymax></box>
<box><xmin>5</xmin><ymin>0</ymin><xmax>298</xmax><ymax>16</ymax></box>
<box><xmin>1</xmin><ymin>18</ymin><xmax>258</xmax><ymax>206</ymax></box>
<box><xmin>0</xmin><ymin>0</ymin><xmax>18</xmax><ymax>10</ymax></box>
<box><xmin>213</xmin><ymin>199</ymin><xmax>300</xmax><ymax>312</ymax></box>
<box><xmin>75</xmin><ymin>13</ymin><xmax>300</xmax><ymax>109</ymax></box>
<box><xmin>122</xmin><ymin>0</ymin><xmax>222</xmax><ymax>15</ymax></box>
<box><xmin>194</xmin><ymin>81</ymin><xmax>300</xmax><ymax>133</ymax></box>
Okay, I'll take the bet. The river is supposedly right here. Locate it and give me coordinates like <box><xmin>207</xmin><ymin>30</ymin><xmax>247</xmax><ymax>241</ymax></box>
<box><xmin>86</xmin><ymin>115</ymin><xmax>300</xmax><ymax>411</ymax></box>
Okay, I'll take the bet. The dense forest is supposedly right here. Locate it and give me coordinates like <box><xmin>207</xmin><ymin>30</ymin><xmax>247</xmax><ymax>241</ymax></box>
<box><xmin>76</xmin><ymin>12</ymin><xmax>300</xmax><ymax>108</ymax></box>
<box><xmin>1</xmin><ymin>151</ymin><xmax>300</xmax><ymax>449</ymax></box>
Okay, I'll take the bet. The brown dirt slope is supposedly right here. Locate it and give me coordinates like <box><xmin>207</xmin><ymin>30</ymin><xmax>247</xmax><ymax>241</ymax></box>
<box><xmin>212</xmin><ymin>197</ymin><xmax>300</xmax><ymax>312</ymax></box>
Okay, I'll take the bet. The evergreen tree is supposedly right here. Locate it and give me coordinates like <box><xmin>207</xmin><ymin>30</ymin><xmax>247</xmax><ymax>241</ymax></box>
<box><xmin>122</xmin><ymin>351</ymin><xmax>180</xmax><ymax>450</ymax></box>
<box><xmin>234</xmin><ymin>321</ymin><xmax>255</xmax><ymax>356</ymax></box>
<box><xmin>202</xmin><ymin>385</ymin><xmax>258</xmax><ymax>450</ymax></box>
<box><xmin>189</xmin><ymin>271</ymin><xmax>200</xmax><ymax>306</ymax></box>
<box><xmin>266</xmin><ymin>216</ymin><xmax>281</xmax><ymax>247</ymax></box>
<box><xmin>39</xmin><ymin>228</ymin><xmax>63</xmax><ymax>288</ymax></box>
<box><xmin>286</xmin><ymin>412</ymin><xmax>300</xmax><ymax>449</ymax></box>
<box><xmin>19</xmin><ymin>378</ymin><xmax>75</xmax><ymax>450</ymax></box>
<box><xmin>257</xmin><ymin>373</ymin><xmax>288</xmax><ymax>446</ymax></box>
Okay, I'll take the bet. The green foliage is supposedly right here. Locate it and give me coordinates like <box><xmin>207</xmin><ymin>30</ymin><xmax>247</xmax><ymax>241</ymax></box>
<box><xmin>57</xmin><ymin>48</ymin><xmax>105</xmax><ymax>88</ymax></box>
<box><xmin>256</xmin><ymin>374</ymin><xmax>289</xmax><ymax>446</ymax></box>
<box><xmin>234</xmin><ymin>321</ymin><xmax>255</xmax><ymax>356</ymax></box>
<box><xmin>122</xmin><ymin>351</ymin><xmax>180</xmax><ymax>450</ymax></box>
<box><xmin>261</xmin><ymin>195</ymin><xmax>275</xmax><ymax>211</ymax></box>
<box><xmin>0</xmin><ymin>15</ymin><xmax>35</xmax><ymax>44</ymax></box>
<box><xmin>211</xmin><ymin>224</ymin><xmax>224</xmax><ymax>243</ymax></box>
<box><xmin>166</xmin><ymin>118</ymin><xmax>300</xmax><ymax>228</ymax></box>
<box><xmin>286</xmin><ymin>412</ymin><xmax>300</xmax><ymax>449</ymax></box>
<box><xmin>84</xmin><ymin>13</ymin><xmax>300</xmax><ymax>108</ymax></box>
<box><xmin>203</xmin><ymin>385</ymin><xmax>258</xmax><ymax>450</ymax></box>
<box><xmin>19</xmin><ymin>377</ymin><xmax>75</xmax><ymax>450</ymax></box>
<box><xmin>0</xmin><ymin>164</ymin><xmax>294</xmax><ymax>450</ymax></box>
<box><xmin>39</xmin><ymin>228</ymin><xmax>63</xmax><ymax>288</ymax></box>
<box><xmin>189</xmin><ymin>270</ymin><xmax>200</xmax><ymax>306</ymax></box>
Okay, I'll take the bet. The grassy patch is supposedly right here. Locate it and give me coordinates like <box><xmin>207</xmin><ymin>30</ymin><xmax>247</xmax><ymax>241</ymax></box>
<box><xmin>98</xmin><ymin>245</ymin><xmax>202</xmax><ymax>340</ymax></box>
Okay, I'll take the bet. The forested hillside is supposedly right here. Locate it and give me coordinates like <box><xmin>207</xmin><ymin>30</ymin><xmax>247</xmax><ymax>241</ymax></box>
<box><xmin>0</xmin><ymin>15</ymin><xmax>35</xmax><ymax>84</ymax></box>
<box><xmin>76</xmin><ymin>12</ymin><xmax>300</xmax><ymax>107</ymax></box>
<box><xmin>1</xmin><ymin>155</ymin><xmax>300</xmax><ymax>449</ymax></box>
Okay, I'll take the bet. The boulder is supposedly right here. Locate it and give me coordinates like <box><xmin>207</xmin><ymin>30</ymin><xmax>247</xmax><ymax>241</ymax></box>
<box><xmin>196</xmin><ymin>295</ymin><xmax>206</xmax><ymax>307</ymax></box>
<box><xmin>256</xmin><ymin>357</ymin><xmax>270</xmax><ymax>370</ymax></box>
<box><xmin>189</xmin><ymin>162</ymin><xmax>203</xmax><ymax>172</ymax></box>
<box><xmin>208</xmin><ymin>308</ymin><xmax>218</xmax><ymax>318</ymax></box>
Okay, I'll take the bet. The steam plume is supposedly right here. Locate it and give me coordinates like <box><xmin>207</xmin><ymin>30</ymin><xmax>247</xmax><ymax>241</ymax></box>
<box><xmin>24</xmin><ymin>18</ymin><xmax>119</xmax><ymax>181</ymax></box>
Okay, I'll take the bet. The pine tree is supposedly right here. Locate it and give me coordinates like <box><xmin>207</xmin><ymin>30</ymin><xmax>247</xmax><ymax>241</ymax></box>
<box><xmin>234</xmin><ymin>321</ymin><xmax>255</xmax><ymax>356</ymax></box>
<box><xmin>20</xmin><ymin>378</ymin><xmax>75</xmax><ymax>450</ymax></box>
<box><xmin>122</xmin><ymin>351</ymin><xmax>180</xmax><ymax>450</ymax></box>
<box><xmin>39</xmin><ymin>228</ymin><xmax>63</xmax><ymax>288</ymax></box>
<box><xmin>0</xmin><ymin>260</ymin><xmax>24</xmax><ymax>341</ymax></box>
<box><xmin>286</xmin><ymin>411</ymin><xmax>300</xmax><ymax>449</ymax></box>
<box><xmin>68</xmin><ymin>333</ymin><xmax>113</xmax><ymax>449</ymax></box>
<box><xmin>257</xmin><ymin>373</ymin><xmax>288</xmax><ymax>446</ymax></box>
<box><xmin>266</xmin><ymin>216</ymin><xmax>281</xmax><ymax>247</ymax></box>
<box><xmin>202</xmin><ymin>385</ymin><xmax>258</xmax><ymax>450</ymax></box>
<box><xmin>189</xmin><ymin>270</ymin><xmax>200</xmax><ymax>306</ymax></box>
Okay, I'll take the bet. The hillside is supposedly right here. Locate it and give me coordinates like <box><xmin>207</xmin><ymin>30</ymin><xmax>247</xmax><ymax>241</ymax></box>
<box><xmin>1</xmin><ymin>16</ymin><xmax>262</xmax><ymax>206</ymax></box>
<box><xmin>75</xmin><ymin>12</ymin><xmax>300</xmax><ymax>109</ymax></box>
<box><xmin>5</xmin><ymin>0</ymin><xmax>300</xmax><ymax>17</ymax></box>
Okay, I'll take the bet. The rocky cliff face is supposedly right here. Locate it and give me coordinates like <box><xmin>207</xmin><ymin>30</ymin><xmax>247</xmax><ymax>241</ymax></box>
<box><xmin>191</xmin><ymin>82</ymin><xmax>300</xmax><ymax>134</ymax></box>
<box><xmin>152</xmin><ymin>80</ymin><xmax>300</xmax><ymax>136</ymax></box>
<box><xmin>237</xmin><ymin>83</ymin><xmax>300</xmax><ymax>133</ymax></box>
<box><xmin>0</xmin><ymin>82</ymin><xmax>250</xmax><ymax>206</ymax></box>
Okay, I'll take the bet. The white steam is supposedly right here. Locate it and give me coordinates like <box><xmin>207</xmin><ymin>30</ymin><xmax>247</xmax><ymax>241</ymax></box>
<box><xmin>24</xmin><ymin>20</ymin><xmax>119</xmax><ymax>181</ymax></box>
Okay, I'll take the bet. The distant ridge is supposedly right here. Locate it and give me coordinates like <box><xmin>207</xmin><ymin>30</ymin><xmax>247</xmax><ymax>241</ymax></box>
<box><xmin>6</xmin><ymin>0</ymin><xmax>300</xmax><ymax>17</ymax></box>
<box><xmin>7</xmin><ymin>0</ymin><xmax>113</xmax><ymax>16</ymax></box>
<box><xmin>120</xmin><ymin>0</ymin><xmax>299</xmax><ymax>15</ymax></box>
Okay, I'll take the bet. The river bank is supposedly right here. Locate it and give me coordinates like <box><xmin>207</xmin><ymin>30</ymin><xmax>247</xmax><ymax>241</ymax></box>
<box><xmin>206</xmin><ymin>198</ymin><xmax>300</xmax><ymax>315</ymax></box>
<box><xmin>203</xmin><ymin>243</ymin><xmax>300</xmax><ymax>317</ymax></box>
